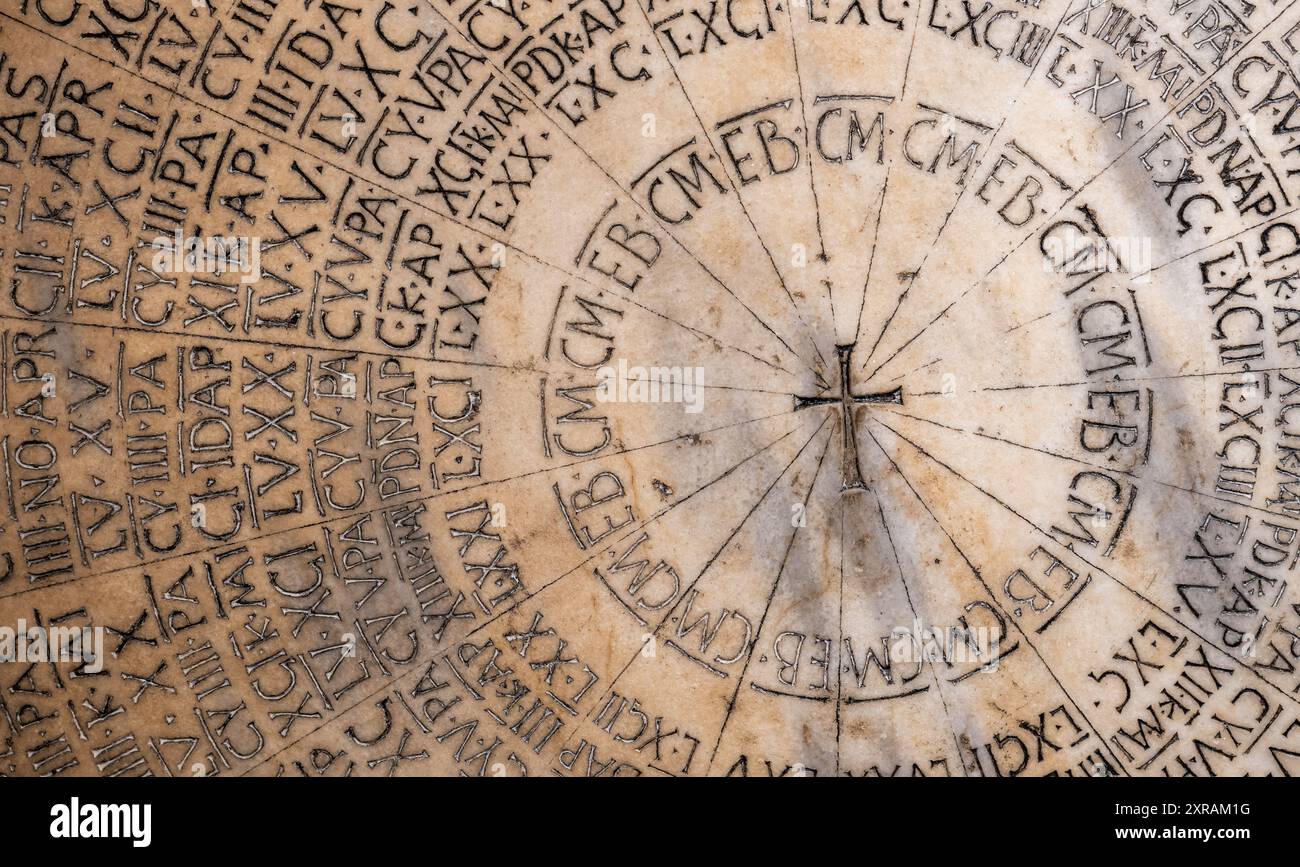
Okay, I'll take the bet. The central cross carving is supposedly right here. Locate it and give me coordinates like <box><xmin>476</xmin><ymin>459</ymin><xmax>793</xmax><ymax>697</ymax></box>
<box><xmin>793</xmin><ymin>343</ymin><xmax>902</xmax><ymax>491</ymax></box>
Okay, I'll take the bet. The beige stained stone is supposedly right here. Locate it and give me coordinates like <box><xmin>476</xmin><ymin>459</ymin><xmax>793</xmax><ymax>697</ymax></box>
<box><xmin>0</xmin><ymin>0</ymin><xmax>1297</xmax><ymax>778</ymax></box>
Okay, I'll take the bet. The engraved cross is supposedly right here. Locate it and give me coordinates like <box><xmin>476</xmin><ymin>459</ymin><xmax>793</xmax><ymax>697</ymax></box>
<box><xmin>793</xmin><ymin>343</ymin><xmax>902</xmax><ymax>491</ymax></box>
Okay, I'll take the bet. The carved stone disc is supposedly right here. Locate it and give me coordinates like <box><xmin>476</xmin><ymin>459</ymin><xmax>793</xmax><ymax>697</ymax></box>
<box><xmin>0</xmin><ymin>0</ymin><xmax>1297</xmax><ymax>778</ymax></box>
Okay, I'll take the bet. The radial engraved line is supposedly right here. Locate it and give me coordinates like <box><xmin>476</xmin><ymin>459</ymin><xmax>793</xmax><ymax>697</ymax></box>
<box><xmin>933</xmin><ymin>202</ymin><xmax>1300</xmax><ymax>366</ymax></box>
<box><xmin>870</xmin><ymin>490</ymin><xmax>968</xmax><ymax>778</ymax></box>
<box><xmin>850</xmin><ymin>172</ymin><xmax>891</xmax><ymax>350</ymax></box>
<box><xmin>862</xmin><ymin>0</ymin><xmax>1300</xmax><ymax>380</ymax></box>
<box><xmin>784</xmin><ymin>1</ymin><xmax>834</xmax><ymax>326</ymax></box>
<box><xmin>864</xmin><ymin>424</ymin><xmax>1133</xmax><ymax>776</ymax></box>
<box><xmin>246</xmin><ymin>417</ymin><xmax>827</xmax><ymax>775</ymax></box>
<box><xmin>417</xmin><ymin>0</ymin><xmax>833</xmax><ymax>377</ymax></box>
<box><xmin>871</xmin><ymin>418</ymin><xmax>1300</xmax><ymax>716</ymax></box>
<box><xmin>927</xmin><ymin>365</ymin><xmax>1300</xmax><ymax>395</ymax></box>
<box><xmin>835</xmin><ymin>497</ymin><xmax>844</xmax><ymax>775</ymax></box>
<box><xmin>621</xmin><ymin>0</ymin><xmax>834</xmax><ymax>376</ymax></box>
<box><xmin>0</xmin><ymin>9</ymin><xmax>816</xmax><ymax>388</ymax></box>
<box><xmin>876</xmin><ymin>406</ymin><xmax>1300</xmax><ymax>534</ymax></box>
<box><xmin>562</xmin><ymin>414</ymin><xmax>835</xmax><ymax>754</ymax></box>
<box><xmin>243</xmin><ymin>413</ymin><xmax>821</xmax><ymax>774</ymax></box>
<box><xmin>469</xmin><ymin>412</ymin><xmax>830</xmax><ymax>637</ymax></box>
<box><xmin>703</xmin><ymin>427</ymin><xmax>836</xmax><ymax>772</ymax></box>
<box><xmin>858</xmin><ymin>0</ymin><xmax>1076</xmax><ymax>373</ymax></box>
<box><xmin>845</xmin><ymin>0</ymin><xmax>923</xmax><ymax>353</ymax></box>
<box><xmin>0</xmin><ymin>403</ymin><xmax>802</xmax><ymax>602</ymax></box>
